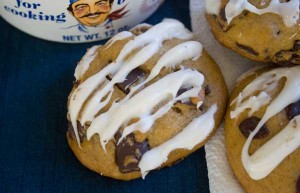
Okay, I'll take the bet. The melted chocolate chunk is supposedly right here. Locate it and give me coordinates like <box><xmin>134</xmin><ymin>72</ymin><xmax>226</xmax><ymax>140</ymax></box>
<box><xmin>236</xmin><ymin>43</ymin><xmax>259</xmax><ymax>56</ymax></box>
<box><xmin>73</xmin><ymin>80</ymin><xmax>79</xmax><ymax>88</ymax></box>
<box><xmin>219</xmin><ymin>7</ymin><xmax>227</xmax><ymax>22</ymax></box>
<box><xmin>294</xmin><ymin>41</ymin><xmax>300</xmax><ymax>50</ymax></box>
<box><xmin>176</xmin><ymin>87</ymin><xmax>207</xmax><ymax>108</ymax></box>
<box><xmin>115</xmin><ymin>133</ymin><xmax>149</xmax><ymax>173</ymax></box>
<box><xmin>216</xmin><ymin>6</ymin><xmax>230</xmax><ymax>31</ymax></box>
<box><xmin>172</xmin><ymin>106</ymin><xmax>182</xmax><ymax>114</ymax></box>
<box><xmin>176</xmin><ymin>87</ymin><xmax>192</xmax><ymax>97</ymax></box>
<box><xmin>176</xmin><ymin>87</ymin><xmax>194</xmax><ymax>106</ymax></box>
<box><xmin>67</xmin><ymin>121</ymin><xmax>76</xmax><ymax>139</ymax></box>
<box><xmin>106</xmin><ymin>75</ymin><xmax>112</xmax><ymax>81</ymax></box>
<box><xmin>239</xmin><ymin>116</ymin><xmax>269</xmax><ymax>139</ymax></box>
<box><xmin>67</xmin><ymin>121</ymin><xmax>85</xmax><ymax>142</ymax></box>
<box><xmin>297</xmin><ymin>175</ymin><xmax>300</xmax><ymax>193</ymax></box>
<box><xmin>199</xmin><ymin>104</ymin><xmax>205</xmax><ymax>111</ymax></box>
<box><xmin>275</xmin><ymin>51</ymin><xmax>300</xmax><ymax>66</ymax></box>
<box><xmin>116</xmin><ymin>68</ymin><xmax>145</xmax><ymax>94</ymax></box>
<box><xmin>286</xmin><ymin>100</ymin><xmax>300</xmax><ymax>120</ymax></box>
<box><xmin>275</xmin><ymin>41</ymin><xmax>300</xmax><ymax>66</ymax></box>
<box><xmin>205</xmin><ymin>85</ymin><xmax>211</xmax><ymax>95</ymax></box>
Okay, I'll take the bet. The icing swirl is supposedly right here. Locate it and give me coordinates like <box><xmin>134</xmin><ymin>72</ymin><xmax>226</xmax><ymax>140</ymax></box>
<box><xmin>68</xmin><ymin>19</ymin><xmax>218</xmax><ymax>176</ymax></box>
<box><xmin>74</xmin><ymin>45</ymin><xmax>100</xmax><ymax>81</ymax></box>
<box><xmin>230</xmin><ymin>65</ymin><xmax>300</xmax><ymax>180</ymax></box>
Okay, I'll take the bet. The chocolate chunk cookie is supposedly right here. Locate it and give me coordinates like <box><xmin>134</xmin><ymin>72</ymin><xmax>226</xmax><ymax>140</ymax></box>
<box><xmin>66</xmin><ymin>19</ymin><xmax>228</xmax><ymax>180</ymax></box>
<box><xmin>225</xmin><ymin>66</ymin><xmax>300</xmax><ymax>193</ymax></box>
<box><xmin>206</xmin><ymin>0</ymin><xmax>300</xmax><ymax>65</ymax></box>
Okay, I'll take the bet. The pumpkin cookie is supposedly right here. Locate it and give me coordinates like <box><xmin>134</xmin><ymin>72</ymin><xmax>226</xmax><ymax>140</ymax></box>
<box><xmin>67</xmin><ymin>19</ymin><xmax>228</xmax><ymax>180</ymax></box>
<box><xmin>225</xmin><ymin>65</ymin><xmax>300</xmax><ymax>193</ymax></box>
<box><xmin>206</xmin><ymin>0</ymin><xmax>300</xmax><ymax>65</ymax></box>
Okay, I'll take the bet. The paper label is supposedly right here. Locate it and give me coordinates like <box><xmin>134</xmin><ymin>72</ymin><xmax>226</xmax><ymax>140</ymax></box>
<box><xmin>0</xmin><ymin>0</ymin><xmax>163</xmax><ymax>43</ymax></box>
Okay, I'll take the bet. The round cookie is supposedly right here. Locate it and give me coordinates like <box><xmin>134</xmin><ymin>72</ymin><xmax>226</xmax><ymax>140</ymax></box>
<box><xmin>66</xmin><ymin>19</ymin><xmax>228</xmax><ymax>180</ymax></box>
<box><xmin>206</xmin><ymin>0</ymin><xmax>300</xmax><ymax>65</ymax></box>
<box><xmin>225</xmin><ymin>65</ymin><xmax>300</xmax><ymax>193</ymax></box>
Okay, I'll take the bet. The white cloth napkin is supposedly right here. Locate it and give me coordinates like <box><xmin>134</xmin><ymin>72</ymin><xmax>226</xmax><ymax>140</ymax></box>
<box><xmin>189</xmin><ymin>1</ymin><xmax>261</xmax><ymax>193</ymax></box>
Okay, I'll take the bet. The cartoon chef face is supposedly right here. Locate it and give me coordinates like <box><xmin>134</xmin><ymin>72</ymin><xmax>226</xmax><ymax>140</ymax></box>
<box><xmin>68</xmin><ymin>0</ymin><xmax>114</xmax><ymax>27</ymax></box>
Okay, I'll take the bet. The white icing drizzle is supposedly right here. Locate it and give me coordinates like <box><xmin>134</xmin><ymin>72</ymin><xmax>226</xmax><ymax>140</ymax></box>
<box><xmin>82</xmin><ymin>19</ymin><xmax>194</xmax><ymax>122</ymax></box>
<box><xmin>230</xmin><ymin>65</ymin><xmax>300</xmax><ymax>180</ymax></box>
<box><xmin>205</xmin><ymin>0</ymin><xmax>222</xmax><ymax>15</ymax></box>
<box><xmin>243</xmin><ymin>115</ymin><xmax>300</xmax><ymax>180</ymax></box>
<box><xmin>139</xmin><ymin>104</ymin><xmax>217</xmax><ymax>178</ymax></box>
<box><xmin>80</xmin><ymin>42</ymin><xmax>160</xmax><ymax>125</ymax></box>
<box><xmin>68</xmin><ymin>19</ymin><xmax>193</xmax><ymax>147</ymax></box>
<box><xmin>230</xmin><ymin>92</ymin><xmax>271</xmax><ymax>119</ymax></box>
<box><xmin>289</xmin><ymin>32</ymin><xmax>298</xmax><ymax>40</ymax></box>
<box><xmin>69</xmin><ymin>64</ymin><xmax>118</xmax><ymax>146</ymax></box>
<box><xmin>124</xmin><ymin>41</ymin><xmax>203</xmax><ymax>101</ymax></box>
<box><xmin>104</xmin><ymin>31</ymin><xmax>133</xmax><ymax>50</ymax></box>
<box><xmin>225</xmin><ymin>0</ymin><xmax>300</xmax><ymax>27</ymax></box>
<box><xmin>74</xmin><ymin>45</ymin><xmax>100</xmax><ymax>81</ymax></box>
<box><xmin>68</xmin><ymin>19</ymin><xmax>219</xmax><ymax>175</ymax></box>
<box><xmin>86</xmin><ymin>69</ymin><xmax>205</xmax><ymax>151</ymax></box>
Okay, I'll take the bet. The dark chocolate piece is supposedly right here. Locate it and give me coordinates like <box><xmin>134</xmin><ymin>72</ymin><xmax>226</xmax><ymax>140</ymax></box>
<box><xmin>239</xmin><ymin>116</ymin><xmax>269</xmax><ymax>139</ymax></box>
<box><xmin>236</xmin><ymin>43</ymin><xmax>259</xmax><ymax>56</ymax></box>
<box><xmin>275</xmin><ymin>40</ymin><xmax>300</xmax><ymax>66</ymax></box>
<box><xmin>116</xmin><ymin>68</ymin><xmax>145</xmax><ymax>94</ymax></box>
<box><xmin>67</xmin><ymin>121</ymin><xmax>76</xmax><ymax>139</ymax></box>
<box><xmin>276</xmin><ymin>31</ymin><xmax>281</xmax><ymax>35</ymax></box>
<box><xmin>175</xmin><ymin>87</ymin><xmax>195</xmax><ymax>106</ymax></box>
<box><xmin>294</xmin><ymin>41</ymin><xmax>300</xmax><ymax>50</ymax></box>
<box><xmin>239</xmin><ymin>10</ymin><xmax>248</xmax><ymax>18</ymax></box>
<box><xmin>286</xmin><ymin>100</ymin><xmax>300</xmax><ymax>120</ymax></box>
<box><xmin>219</xmin><ymin>7</ymin><xmax>227</xmax><ymax>22</ymax></box>
<box><xmin>216</xmin><ymin>6</ymin><xmax>231</xmax><ymax>32</ymax></box>
<box><xmin>205</xmin><ymin>85</ymin><xmax>211</xmax><ymax>95</ymax></box>
<box><xmin>172</xmin><ymin>106</ymin><xmax>182</xmax><ymax>114</ymax></box>
<box><xmin>275</xmin><ymin>51</ymin><xmax>300</xmax><ymax>66</ymax></box>
<box><xmin>73</xmin><ymin>80</ymin><xmax>79</xmax><ymax>88</ymax></box>
<box><xmin>106</xmin><ymin>75</ymin><xmax>112</xmax><ymax>81</ymax></box>
<box><xmin>67</xmin><ymin>121</ymin><xmax>85</xmax><ymax>142</ymax></box>
<box><xmin>199</xmin><ymin>104</ymin><xmax>204</xmax><ymax>111</ymax></box>
<box><xmin>176</xmin><ymin>87</ymin><xmax>192</xmax><ymax>97</ymax></box>
<box><xmin>176</xmin><ymin>87</ymin><xmax>207</xmax><ymax>108</ymax></box>
<box><xmin>115</xmin><ymin>133</ymin><xmax>149</xmax><ymax>173</ymax></box>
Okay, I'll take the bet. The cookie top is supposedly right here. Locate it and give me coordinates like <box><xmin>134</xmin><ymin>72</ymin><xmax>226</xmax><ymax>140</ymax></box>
<box><xmin>206</xmin><ymin>0</ymin><xmax>300</xmax><ymax>65</ymax></box>
<box><xmin>66</xmin><ymin>19</ymin><xmax>228</xmax><ymax>180</ymax></box>
<box><xmin>225</xmin><ymin>65</ymin><xmax>300</xmax><ymax>193</ymax></box>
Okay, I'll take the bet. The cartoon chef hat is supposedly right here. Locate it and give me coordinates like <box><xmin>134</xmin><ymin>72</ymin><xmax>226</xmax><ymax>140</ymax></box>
<box><xmin>70</xmin><ymin>0</ymin><xmax>79</xmax><ymax>4</ymax></box>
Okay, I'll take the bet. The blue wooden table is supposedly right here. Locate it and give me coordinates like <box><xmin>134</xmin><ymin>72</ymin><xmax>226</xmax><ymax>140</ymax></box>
<box><xmin>0</xmin><ymin>0</ymin><xmax>211</xmax><ymax>192</ymax></box>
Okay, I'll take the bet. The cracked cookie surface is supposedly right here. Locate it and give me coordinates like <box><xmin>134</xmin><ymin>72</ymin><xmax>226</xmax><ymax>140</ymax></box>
<box><xmin>206</xmin><ymin>0</ymin><xmax>300</xmax><ymax>65</ymax></box>
<box><xmin>225</xmin><ymin>66</ymin><xmax>300</xmax><ymax>193</ymax></box>
<box><xmin>66</xmin><ymin>19</ymin><xmax>228</xmax><ymax>180</ymax></box>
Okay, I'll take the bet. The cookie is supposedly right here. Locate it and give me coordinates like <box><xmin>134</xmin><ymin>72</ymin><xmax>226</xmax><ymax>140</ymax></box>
<box><xmin>66</xmin><ymin>19</ymin><xmax>228</xmax><ymax>180</ymax></box>
<box><xmin>206</xmin><ymin>0</ymin><xmax>300</xmax><ymax>65</ymax></box>
<box><xmin>225</xmin><ymin>65</ymin><xmax>300</xmax><ymax>193</ymax></box>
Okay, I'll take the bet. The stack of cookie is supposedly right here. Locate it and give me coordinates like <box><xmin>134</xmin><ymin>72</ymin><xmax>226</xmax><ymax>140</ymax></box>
<box><xmin>205</xmin><ymin>0</ymin><xmax>300</xmax><ymax>193</ymax></box>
